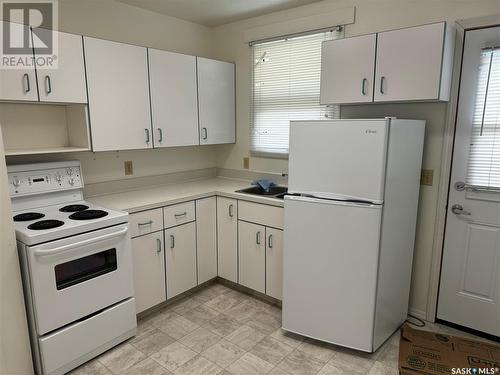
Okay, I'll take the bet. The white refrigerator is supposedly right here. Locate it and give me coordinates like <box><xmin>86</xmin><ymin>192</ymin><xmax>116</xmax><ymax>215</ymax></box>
<box><xmin>282</xmin><ymin>118</ymin><xmax>425</xmax><ymax>352</ymax></box>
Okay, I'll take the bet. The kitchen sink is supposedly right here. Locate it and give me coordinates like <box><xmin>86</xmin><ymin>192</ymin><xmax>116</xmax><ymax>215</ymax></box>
<box><xmin>236</xmin><ymin>185</ymin><xmax>288</xmax><ymax>198</ymax></box>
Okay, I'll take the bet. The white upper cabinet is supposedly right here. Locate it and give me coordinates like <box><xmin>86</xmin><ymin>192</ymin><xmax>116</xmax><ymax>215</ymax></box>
<box><xmin>34</xmin><ymin>29</ymin><xmax>87</xmax><ymax>103</ymax></box>
<box><xmin>84</xmin><ymin>37</ymin><xmax>152</xmax><ymax>151</ymax></box>
<box><xmin>320</xmin><ymin>34</ymin><xmax>376</xmax><ymax>104</ymax></box>
<box><xmin>148</xmin><ymin>49</ymin><xmax>199</xmax><ymax>148</ymax></box>
<box><xmin>374</xmin><ymin>22</ymin><xmax>453</xmax><ymax>102</ymax></box>
<box><xmin>197</xmin><ymin>57</ymin><xmax>235</xmax><ymax>145</ymax></box>
<box><xmin>320</xmin><ymin>22</ymin><xmax>454</xmax><ymax>104</ymax></box>
<box><xmin>0</xmin><ymin>22</ymin><xmax>38</xmax><ymax>102</ymax></box>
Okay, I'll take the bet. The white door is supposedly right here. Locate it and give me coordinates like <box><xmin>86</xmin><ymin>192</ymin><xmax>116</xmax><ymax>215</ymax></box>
<box><xmin>238</xmin><ymin>221</ymin><xmax>265</xmax><ymax>293</ymax></box>
<box><xmin>438</xmin><ymin>26</ymin><xmax>500</xmax><ymax>337</ymax></box>
<box><xmin>374</xmin><ymin>22</ymin><xmax>446</xmax><ymax>102</ymax></box>
<box><xmin>34</xmin><ymin>29</ymin><xmax>87</xmax><ymax>103</ymax></box>
<box><xmin>320</xmin><ymin>34</ymin><xmax>376</xmax><ymax>104</ymax></box>
<box><xmin>197</xmin><ymin>57</ymin><xmax>235</xmax><ymax>145</ymax></box>
<box><xmin>288</xmin><ymin>119</ymin><xmax>389</xmax><ymax>203</ymax></box>
<box><xmin>282</xmin><ymin>196</ymin><xmax>382</xmax><ymax>351</ymax></box>
<box><xmin>196</xmin><ymin>197</ymin><xmax>217</xmax><ymax>284</ymax></box>
<box><xmin>131</xmin><ymin>232</ymin><xmax>166</xmax><ymax>313</ymax></box>
<box><xmin>217</xmin><ymin>197</ymin><xmax>238</xmax><ymax>283</ymax></box>
<box><xmin>0</xmin><ymin>22</ymin><xmax>38</xmax><ymax>101</ymax></box>
<box><xmin>165</xmin><ymin>222</ymin><xmax>197</xmax><ymax>298</ymax></box>
<box><xmin>265</xmin><ymin>227</ymin><xmax>283</xmax><ymax>300</ymax></box>
<box><xmin>148</xmin><ymin>49</ymin><xmax>199</xmax><ymax>148</ymax></box>
<box><xmin>84</xmin><ymin>37</ymin><xmax>152</xmax><ymax>151</ymax></box>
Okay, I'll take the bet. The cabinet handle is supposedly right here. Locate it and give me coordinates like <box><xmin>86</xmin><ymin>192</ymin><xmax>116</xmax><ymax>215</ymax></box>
<box><xmin>23</xmin><ymin>73</ymin><xmax>30</xmax><ymax>93</ymax></box>
<box><xmin>45</xmin><ymin>75</ymin><xmax>52</xmax><ymax>94</ymax></box>
<box><xmin>138</xmin><ymin>220</ymin><xmax>153</xmax><ymax>226</ymax></box>
<box><xmin>228</xmin><ymin>204</ymin><xmax>234</xmax><ymax>218</ymax></box>
<box><xmin>256</xmin><ymin>231</ymin><xmax>261</xmax><ymax>245</ymax></box>
<box><xmin>174</xmin><ymin>212</ymin><xmax>187</xmax><ymax>218</ymax></box>
<box><xmin>157</xmin><ymin>128</ymin><xmax>163</xmax><ymax>143</ymax></box>
<box><xmin>156</xmin><ymin>238</ymin><xmax>162</xmax><ymax>253</ymax></box>
<box><xmin>361</xmin><ymin>78</ymin><xmax>367</xmax><ymax>96</ymax></box>
<box><xmin>170</xmin><ymin>235</ymin><xmax>175</xmax><ymax>249</ymax></box>
<box><xmin>268</xmin><ymin>234</ymin><xmax>273</xmax><ymax>249</ymax></box>
<box><xmin>145</xmin><ymin>128</ymin><xmax>150</xmax><ymax>143</ymax></box>
<box><xmin>380</xmin><ymin>76</ymin><xmax>386</xmax><ymax>94</ymax></box>
<box><xmin>202</xmin><ymin>127</ymin><xmax>208</xmax><ymax>140</ymax></box>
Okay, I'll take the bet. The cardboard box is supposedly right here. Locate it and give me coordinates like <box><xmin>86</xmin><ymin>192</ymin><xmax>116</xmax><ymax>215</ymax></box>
<box><xmin>399</xmin><ymin>324</ymin><xmax>500</xmax><ymax>374</ymax></box>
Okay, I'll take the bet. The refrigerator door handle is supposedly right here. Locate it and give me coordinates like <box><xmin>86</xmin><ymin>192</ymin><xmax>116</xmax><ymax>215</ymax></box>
<box><xmin>284</xmin><ymin>195</ymin><xmax>382</xmax><ymax>209</ymax></box>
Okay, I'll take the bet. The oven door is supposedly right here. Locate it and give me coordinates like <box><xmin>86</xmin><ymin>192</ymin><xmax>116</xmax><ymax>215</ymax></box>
<box><xmin>27</xmin><ymin>224</ymin><xmax>134</xmax><ymax>335</ymax></box>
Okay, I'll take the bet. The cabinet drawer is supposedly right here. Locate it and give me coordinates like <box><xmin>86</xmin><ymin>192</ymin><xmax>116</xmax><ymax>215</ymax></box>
<box><xmin>238</xmin><ymin>201</ymin><xmax>283</xmax><ymax>229</ymax></box>
<box><xmin>163</xmin><ymin>201</ymin><xmax>195</xmax><ymax>228</ymax></box>
<box><xmin>129</xmin><ymin>208</ymin><xmax>163</xmax><ymax>238</ymax></box>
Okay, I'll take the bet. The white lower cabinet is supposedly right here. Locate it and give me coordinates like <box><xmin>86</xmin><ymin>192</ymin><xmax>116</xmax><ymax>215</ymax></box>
<box><xmin>238</xmin><ymin>221</ymin><xmax>266</xmax><ymax>294</ymax></box>
<box><xmin>265</xmin><ymin>228</ymin><xmax>283</xmax><ymax>300</ymax></box>
<box><xmin>131</xmin><ymin>232</ymin><xmax>166</xmax><ymax>313</ymax></box>
<box><xmin>217</xmin><ymin>197</ymin><xmax>238</xmax><ymax>283</ymax></box>
<box><xmin>165</xmin><ymin>222</ymin><xmax>197</xmax><ymax>298</ymax></box>
<box><xmin>196</xmin><ymin>197</ymin><xmax>217</xmax><ymax>284</ymax></box>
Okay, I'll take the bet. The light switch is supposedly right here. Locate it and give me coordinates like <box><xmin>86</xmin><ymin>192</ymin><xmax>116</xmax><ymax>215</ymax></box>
<box><xmin>421</xmin><ymin>169</ymin><xmax>433</xmax><ymax>186</ymax></box>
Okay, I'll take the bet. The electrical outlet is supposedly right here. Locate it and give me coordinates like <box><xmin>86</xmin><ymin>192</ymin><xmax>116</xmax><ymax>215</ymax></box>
<box><xmin>124</xmin><ymin>161</ymin><xmax>133</xmax><ymax>175</ymax></box>
<box><xmin>421</xmin><ymin>169</ymin><xmax>433</xmax><ymax>186</ymax></box>
<box><xmin>243</xmin><ymin>157</ymin><xmax>250</xmax><ymax>169</ymax></box>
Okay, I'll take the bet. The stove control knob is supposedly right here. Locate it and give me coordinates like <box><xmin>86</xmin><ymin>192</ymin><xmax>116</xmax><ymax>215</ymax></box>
<box><xmin>67</xmin><ymin>168</ymin><xmax>73</xmax><ymax>176</ymax></box>
<box><xmin>55</xmin><ymin>173</ymin><xmax>62</xmax><ymax>183</ymax></box>
<box><xmin>69</xmin><ymin>178</ymin><xmax>75</xmax><ymax>186</ymax></box>
<box><xmin>12</xmin><ymin>177</ymin><xmax>20</xmax><ymax>187</ymax></box>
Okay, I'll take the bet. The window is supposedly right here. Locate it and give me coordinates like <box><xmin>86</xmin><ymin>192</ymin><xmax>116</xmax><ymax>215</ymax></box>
<box><xmin>250</xmin><ymin>29</ymin><xmax>342</xmax><ymax>157</ymax></box>
<box><xmin>466</xmin><ymin>47</ymin><xmax>500</xmax><ymax>189</ymax></box>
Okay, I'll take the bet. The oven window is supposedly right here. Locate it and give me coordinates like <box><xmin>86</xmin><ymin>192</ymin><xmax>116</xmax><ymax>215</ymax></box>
<box><xmin>55</xmin><ymin>249</ymin><xmax>117</xmax><ymax>290</ymax></box>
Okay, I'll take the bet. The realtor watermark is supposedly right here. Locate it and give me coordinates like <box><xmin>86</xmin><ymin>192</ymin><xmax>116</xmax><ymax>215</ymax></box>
<box><xmin>452</xmin><ymin>368</ymin><xmax>500</xmax><ymax>374</ymax></box>
<box><xmin>0</xmin><ymin>0</ymin><xmax>58</xmax><ymax>69</ymax></box>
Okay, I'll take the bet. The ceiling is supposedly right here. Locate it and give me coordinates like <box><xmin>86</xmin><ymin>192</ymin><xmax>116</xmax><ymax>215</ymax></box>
<box><xmin>114</xmin><ymin>0</ymin><xmax>323</xmax><ymax>27</ymax></box>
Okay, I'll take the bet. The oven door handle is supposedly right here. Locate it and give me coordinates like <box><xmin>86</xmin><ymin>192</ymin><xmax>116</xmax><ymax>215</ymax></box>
<box><xmin>33</xmin><ymin>227</ymin><xmax>129</xmax><ymax>257</ymax></box>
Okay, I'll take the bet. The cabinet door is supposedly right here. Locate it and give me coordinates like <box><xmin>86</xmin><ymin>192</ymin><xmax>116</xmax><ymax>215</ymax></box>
<box><xmin>266</xmin><ymin>228</ymin><xmax>283</xmax><ymax>300</ymax></box>
<box><xmin>320</xmin><ymin>34</ymin><xmax>376</xmax><ymax>104</ymax></box>
<box><xmin>196</xmin><ymin>197</ymin><xmax>217</xmax><ymax>284</ymax></box>
<box><xmin>131</xmin><ymin>232</ymin><xmax>166</xmax><ymax>313</ymax></box>
<box><xmin>0</xmin><ymin>22</ymin><xmax>38</xmax><ymax>101</ymax></box>
<box><xmin>34</xmin><ymin>29</ymin><xmax>87</xmax><ymax>103</ymax></box>
<box><xmin>238</xmin><ymin>221</ymin><xmax>265</xmax><ymax>293</ymax></box>
<box><xmin>165</xmin><ymin>222</ymin><xmax>197</xmax><ymax>298</ymax></box>
<box><xmin>84</xmin><ymin>37</ymin><xmax>152</xmax><ymax>151</ymax></box>
<box><xmin>197</xmin><ymin>57</ymin><xmax>235</xmax><ymax>145</ymax></box>
<box><xmin>374</xmin><ymin>22</ymin><xmax>447</xmax><ymax>102</ymax></box>
<box><xmin>217</xmin><ymin>197</ymin><xmax>237</xmax><ymax>283</ymax></box>
<box><xmin>148</xmin><ymin>49</ymin><xmax>199</xmax><ymax>148</ymax></box>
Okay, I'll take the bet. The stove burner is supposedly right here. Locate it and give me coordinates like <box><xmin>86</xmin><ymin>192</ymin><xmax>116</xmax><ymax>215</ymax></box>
<box><xmin>28</xmin><ymin>220</ymin><xmax>65</xmax><ymax>230</ymax></box>
<box><xmin>59</xmin><ymin>204</ymin><xmax>89</xmax><ymax>213</ymax></box>
<box><xmin>13</xmin><ymin>212</ymin><xmax>45</xmax><ymax>222</ymax></box>
<box><xmin>69</xmin><ymin>210</ymin><xmax>108</xmax><ymax>220</ymax></box>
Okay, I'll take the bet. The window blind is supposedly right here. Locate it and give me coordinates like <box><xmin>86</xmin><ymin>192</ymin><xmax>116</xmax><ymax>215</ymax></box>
<box><xmin>466</xmin><ymin>47</ymin><xmax>500</xmax><ymax>189</ymax></box>
<box><xmin>250</xmin><ymin>29</ymin><xmax>341</xmax><ymax>157</ymax></box>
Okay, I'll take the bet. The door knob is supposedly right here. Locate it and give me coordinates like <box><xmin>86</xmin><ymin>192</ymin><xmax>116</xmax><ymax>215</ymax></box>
<box><xmin>451</xmin><ymin>204</ymin><xmax>471</xmax><ymax>216</ymax></box>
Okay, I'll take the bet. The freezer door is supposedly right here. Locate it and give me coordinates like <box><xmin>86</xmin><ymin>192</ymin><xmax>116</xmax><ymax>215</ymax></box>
<box><xmin>282</xmin><ymin>195</ymin><xmax>382</xmax><ymax>352</ymax></box>
<box><xmin>288</xmin><ymin>119</ymin><xmax>389</xmax><ymax>203</ymax></box>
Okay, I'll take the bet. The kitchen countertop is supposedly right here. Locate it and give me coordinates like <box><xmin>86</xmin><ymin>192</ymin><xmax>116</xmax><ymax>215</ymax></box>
<box><xmin>87</xmin><ymin>177</ymin><xmax>284</xmax><ymax>213</ymax></box>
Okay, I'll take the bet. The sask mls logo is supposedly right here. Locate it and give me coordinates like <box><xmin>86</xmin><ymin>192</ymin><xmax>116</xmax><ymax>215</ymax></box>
<box><xmin>1</xmin><ymin>0</ymin><xmax>58</xmax><ymax>69</ymax></box>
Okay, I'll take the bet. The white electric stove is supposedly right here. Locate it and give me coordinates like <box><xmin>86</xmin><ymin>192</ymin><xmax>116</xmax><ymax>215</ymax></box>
<box><xmin>9</xmin><ymin>161</ymin><xmax>136</xmax><ymax>375</ymax></box>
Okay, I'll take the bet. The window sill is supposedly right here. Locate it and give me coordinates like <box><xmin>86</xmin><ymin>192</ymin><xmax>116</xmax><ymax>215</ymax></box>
<box><xmin>250</xmin><ymin>151</ymin><xmax>289</xmax><ymax>160</ymax></box>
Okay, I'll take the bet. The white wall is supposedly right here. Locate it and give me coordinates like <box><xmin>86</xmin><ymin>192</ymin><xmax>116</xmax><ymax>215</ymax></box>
<box><xmin>211</xmin><ymin>0</ymin><xmax>500</xmax><ymax>317</ymax></box>
<box><xmin>0</xmin><ymin>128</ymin><xmax>33</xmax><ymax>374</ymax></box>
<box><xmin>6</xmin><ymin>0</ymin><xmax>219</xmax><ymax>184</ymax></box>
